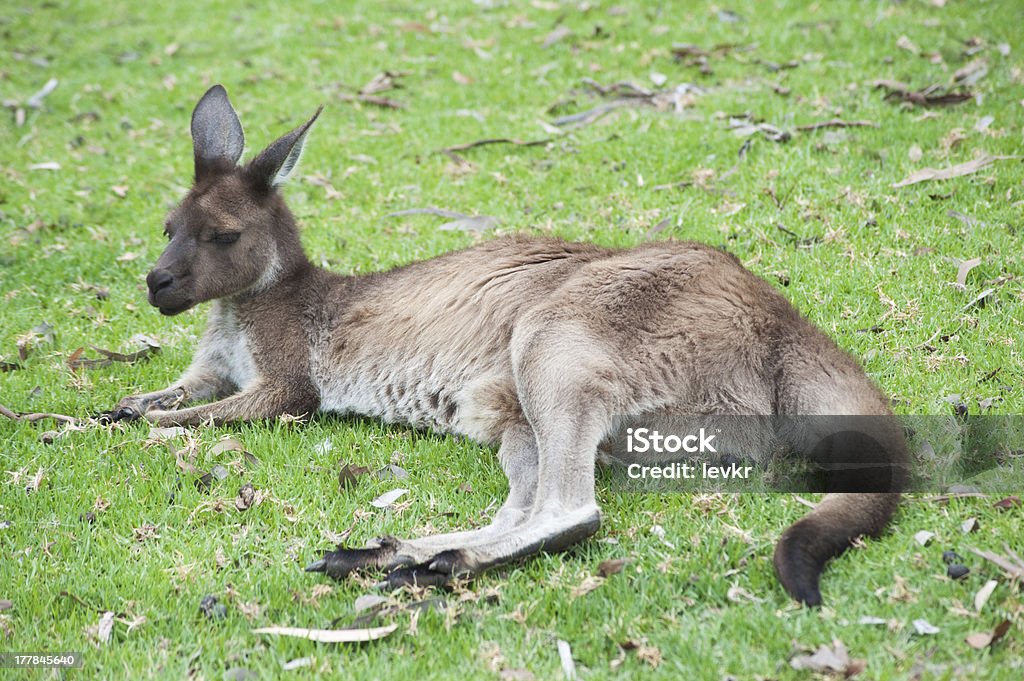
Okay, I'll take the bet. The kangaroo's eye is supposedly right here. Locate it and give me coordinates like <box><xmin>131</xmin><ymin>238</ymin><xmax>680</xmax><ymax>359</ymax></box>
<box><xmin>211</xmin><ymin>232</ymin><xmax>240</xmax><ymax>245</ymax></box>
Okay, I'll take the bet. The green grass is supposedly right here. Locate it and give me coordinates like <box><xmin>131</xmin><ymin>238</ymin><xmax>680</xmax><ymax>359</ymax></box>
<box><xmin>2</xmin><ymin>0</ymin><xmax>1023</xmax><ymax>678</ymax></box>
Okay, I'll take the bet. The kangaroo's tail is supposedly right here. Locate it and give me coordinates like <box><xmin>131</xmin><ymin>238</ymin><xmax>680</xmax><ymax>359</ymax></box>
<box><xmin>773</xmin><ymin>491</ymin><xmax>901</xmax><ymax>606</ymax></box>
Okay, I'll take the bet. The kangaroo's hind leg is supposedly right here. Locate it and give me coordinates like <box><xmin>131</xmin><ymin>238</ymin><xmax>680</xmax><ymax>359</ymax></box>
<box><xmin>306</xmin><ymin>421</ymin><xmax>540</xmax><ymax>581</ymax></box>
<box><xmin>377</xmin><ymin>317</ymin><xmax>620</xmax><ymax>589</ymax></box>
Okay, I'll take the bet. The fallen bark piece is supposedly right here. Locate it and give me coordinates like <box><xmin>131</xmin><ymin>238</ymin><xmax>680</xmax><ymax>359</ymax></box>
<box><xmin>68</xmin><ymin>344</ymin><xmax>160</xmax><ymax>370</ymax></box>
<box><xmin>0</xmin><ymin>403</ymin><xmax>79</xmax><ymax>425</ymax></box>
<box><xmin>794</xmin><ymin>119</ymin><xmax>879</xmax><ymax>132</ymax></box>
<box><xmin>252</xmin><ymin>623</ymin><xmax>398</xmax><ymax>642</ymax></box>
<box><xmin>892</xmin><ymin>154</ymin><xmax>1019</xmax><ymax>188</ymax></box>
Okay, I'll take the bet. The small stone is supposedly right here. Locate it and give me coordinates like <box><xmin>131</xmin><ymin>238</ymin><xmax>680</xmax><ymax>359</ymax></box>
<box><xmin>947</xmin><ymin>564</ymin><xmax>970</xmax><ymax>580</ymax></box>
<box><xmin>942</xmin><ymin>550</ymin><xmax>963</xmax><ymax>565</ymax></box>
<box><xmin>199</xmin><ymin>594</ymin><xmax>227</xmax><ymax>620</ymax></box>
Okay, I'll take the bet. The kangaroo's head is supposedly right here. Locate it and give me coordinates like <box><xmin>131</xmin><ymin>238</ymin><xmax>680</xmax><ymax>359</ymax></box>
<box><xmin>147</xmin><ymin>85</ymin><xmax>320</xmax><ymax>315</ymax></box>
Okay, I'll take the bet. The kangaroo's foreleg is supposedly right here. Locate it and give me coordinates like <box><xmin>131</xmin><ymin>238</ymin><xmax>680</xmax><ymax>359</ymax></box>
<box><xmin>103</xmin><ymin>362</ymin><xmax>236</xmax><ymax>422</ymax></box>
<box><xmin>145</xmin><ymin>379</ymin><xmax>318</xmax><ymax>427</ymax></box>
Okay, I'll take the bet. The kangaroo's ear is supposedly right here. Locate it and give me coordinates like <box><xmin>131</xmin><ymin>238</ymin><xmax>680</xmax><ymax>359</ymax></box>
<box><xmin>191</xmin><ymin>85</ymin><xmax>245</xmax><ymax>180</ymax></box>
<box><xmin>245</xmin><ymin>106</ymin><xmax>323</xmax><ymax>192</ymax></box>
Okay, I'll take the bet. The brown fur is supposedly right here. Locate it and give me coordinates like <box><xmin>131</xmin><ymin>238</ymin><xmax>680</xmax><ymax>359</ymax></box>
<box><xmin>113</xmin><ymin>86</ymin><xmax>905</xmax><ymax>606</ymax></box>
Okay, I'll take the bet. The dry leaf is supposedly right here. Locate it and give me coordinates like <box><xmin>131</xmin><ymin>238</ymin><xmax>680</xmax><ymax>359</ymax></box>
<box><xmin>353</xmin><ymin>594</ymin><xmax>388</xmax><ymax>614</ymax></box>
<box><xmin>727</xmin><ymin>585</ymin><xmax>765</xmax><ymax>603</ymax></box>
<box><xmin>914</xmin><ymin>530</ymin><xmax>935</xmax><ymax>546</ymax></box>
<box><xmin>387</xmin><ymin>207</ymin><xmax>470</xmax><ymax>220</ymax></box>
<box><xmin>556</xmin><ymin>639</ymin><xmax>576</xmax><ymax>680</ymax></box>
<box><xmin>913</xmin><ymin>618</ymin><xmax>940</xmax><ymax>635</ymax></box>
<box><xmin>282</xmin><ymin>657</ymin><xmax>314</xmax><ymax>671</ymax></box>
<box><xmin>596</xmin><ymin>558</ymin><xmax>628</xmax><ymax>577</ymax></box>
<box><xmin>479</xmin><ymin>641</ymin><xmax>505</xmax><ymax>672</ymax></box>
<box><xmin>542</xmin><ymin>26</ymin><xmax>572</xmax><ymax>48</ymax></box>
<box><xmin>965</xmin><ymin>631</ymin><xmax>992</xmax><ymax>649</ymax></box>
<box><xmin>438</xmin><ymin>137</ymin><xmax>550</xmax><ymax>160</ymax></box>
<box><xmin>570</xmin><ymin>575</ymin><xmax>604</xmax><ymax>598</ymax></box>
<box><xmin>209</xmin><ymin>437</ymin><xmax>245</xmax><ymax>456</ymax></box>
<box><xmin>965</xmin><ymin>620</ymin><xmax>1011</xmax><ymax>650</ymax></box>
<box><xmin>438</xmin><ymin>215</ymin><xmax>499</xmax><ymax>233</ymax></box>
<box><xmin>875</xmin><ymin>79</ymin><xmax>974</xmax><ymax>107</ymax></box>
<box><xmin>993</xmin><ymin>496</ymin><xmax>1021</xmax><ymax>510</ymax></box>
<box><xmin>133</xmin><ymin>524</ymin><xmax>160</xmax><ymax>542</ymax></box>
<box><xmin>359</xmin><ymin>71</ymin><xmax>404</xmax><ymax>95</ymax></box>
<box><xmin>790</xmin><ymin>639</ymin><xmax>865</xmax><ymax>676</ymax></box>
<box><xmin>68</xmin><ymin>343</ymin><xmax>159</xmax><ymax>370</ymax></box>
<box><xmin>969</xmin><ymin>545</ymin><xmax>1024</xmax><ymax>580</ymax></box>
<box><xmin>371</xmin><ymin>488</ymin><xmax>408</xmax><ymax>508</ymax></box>
<box><xmin>27</xmin><ymin>467</ymin><xmax>44</xmax><ymax>493</ymax></box>
<box><xmin>338</xmin><ymin>463</ymin><xmax>371</xmax><ymax>489</ymax></box>
<box><xmin>375</xmin><ymin>464</ymin><xmax>409</xmax><ymax>481</ymax></box>
<box><xmin>252</xmin><ymin>623</ymin><xmax>397</xmax><ymax>642</ymax></box>
<box><xmin>794</xmin><ymin>118</ymin><xmax>878</xmax><ymax>132</ymax></box>
<box><xmin>25</xmin><ymin>78</ymin><xmax>58</xmax><ymax>108</ymax></box>
<box><xmin>955</xmin><ymin>258</ymin><xmax>982</xmax><ymax>287</ymax></box>
<box><xmin>892</xmin><ymin>154</ymin><xmax>1019</xmax><ymax>188</ymax></box>
<box><xmin>960</xmin><ymin>287</ymin><xmax>996</xmax><ymax>312</ymax></box>
<box><xmin>234</xmin><ymin>483</ymin><xmax>263</xmax><ymax>511</ymax></box>
<box><xmin>974</xmin><ymin>580</ymin><xmax>998</xmax><ymax>612</ymax></box>
<box><xmin>87</xmin><ymin>611</ymin><xmax>115</xmax><ymax>645</ymax></box>
<box><xmin>150</xmin><ymin>426</ymin><xmax>185</xmax><ymax>440</ymax></box>
<box><xmin>896</xmin><ymin>35</ymin><xmax>920</xmax><ymax>54</ymax></box>
<box><xmin>954</xmin><ymin>59</ymin><xmax>988</xmax><ymax>86</ymax></box>
<box><xmin>620</xmin><ymin>639</ymin><xmax>662</xmax><ymax>668</ymax></box>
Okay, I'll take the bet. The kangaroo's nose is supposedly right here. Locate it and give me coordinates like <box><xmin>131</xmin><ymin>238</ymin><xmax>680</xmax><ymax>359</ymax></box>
<box><xmin>147</xmin><ymin>269</ymin><xmax>175</xmax><ymax>296</ymax></box>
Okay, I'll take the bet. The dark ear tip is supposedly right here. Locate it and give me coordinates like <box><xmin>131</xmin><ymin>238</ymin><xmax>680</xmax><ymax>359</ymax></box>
<box><xmin>309</xmin><ymin>104</ymin><xmax>325</xmax><ymax>124</ymax></box>
<box><xmin>199</xmin><ymin>84</ymin><xmax>228</xmax><ymax>103</ymax></box>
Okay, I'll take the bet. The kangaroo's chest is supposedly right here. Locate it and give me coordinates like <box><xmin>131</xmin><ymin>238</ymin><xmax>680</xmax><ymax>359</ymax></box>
<box><xmin>201</xmin><ymin>304</ymin><xmax>259</xmax><ymax>391</ymax></box>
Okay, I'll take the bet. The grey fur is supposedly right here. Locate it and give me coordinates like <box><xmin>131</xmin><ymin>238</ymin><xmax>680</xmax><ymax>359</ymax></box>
<box><xmin>114</xmin><ymin>86</ymin><xmax>905</xmax><ymax>605</ymax></box>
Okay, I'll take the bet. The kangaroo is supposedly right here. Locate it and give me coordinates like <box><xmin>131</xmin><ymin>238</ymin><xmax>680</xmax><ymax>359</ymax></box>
<box><xmin>108</xmin><ymin>85</ymin><xmax>906</xmax><ymax>606</ymax></box>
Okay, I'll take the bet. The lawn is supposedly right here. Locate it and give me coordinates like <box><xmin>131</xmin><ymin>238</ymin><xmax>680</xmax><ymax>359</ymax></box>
<box><xmin>1</xmin><ymin>0</ymin><xmax>1022</xmax><ymax>678</ymax></box>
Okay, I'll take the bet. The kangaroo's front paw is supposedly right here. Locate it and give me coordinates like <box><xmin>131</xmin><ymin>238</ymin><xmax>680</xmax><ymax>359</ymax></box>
<box><xmin>99</xmin><ymin>390</ymin><xmax>180</xmax><ymax>423</ymax></box>
<box><xmin>95</xmin><ymin>402</ymin><xmax>144</xmax><ymax>424</ymax></box>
